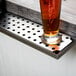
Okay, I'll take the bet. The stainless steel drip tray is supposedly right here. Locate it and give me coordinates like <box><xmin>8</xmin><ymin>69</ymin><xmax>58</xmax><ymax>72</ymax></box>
<box><xmin>0</xmin><ymin>12</ymin><xmax>75</xmax><ymax>59</ymax></box>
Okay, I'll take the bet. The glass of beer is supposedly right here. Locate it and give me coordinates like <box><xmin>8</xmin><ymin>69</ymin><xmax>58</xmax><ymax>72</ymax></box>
<box><xmin>40</xmin><ymin>0</ymin><xmax>62</xmax><ymax>45</ymax></box>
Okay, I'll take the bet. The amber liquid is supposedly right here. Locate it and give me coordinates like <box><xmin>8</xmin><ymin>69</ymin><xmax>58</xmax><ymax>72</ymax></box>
<box><xmin>40</xmin><ymin>0</ymin><xmax>61</xmax><ymax>36</ymax></box>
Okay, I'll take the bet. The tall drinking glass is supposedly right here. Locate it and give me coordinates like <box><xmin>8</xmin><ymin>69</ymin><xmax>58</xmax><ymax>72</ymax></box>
<box><xmin>40</xmin><ymin>0</ymin><xmax>62</xmax><ymax>45</ymax></box>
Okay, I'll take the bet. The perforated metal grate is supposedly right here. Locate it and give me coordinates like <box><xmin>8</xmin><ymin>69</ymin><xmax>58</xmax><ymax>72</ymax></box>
<box><xmin>0</xmin><ymin>12</ymin><xmax>74</xmax><ymax>59</ymax></box>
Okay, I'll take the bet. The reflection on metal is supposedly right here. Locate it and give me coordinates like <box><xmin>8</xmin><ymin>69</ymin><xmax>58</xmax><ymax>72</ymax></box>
<box><xmin>0</xmin><ymin>12</ymin><xmax>75</xmax><ymax>59</ymax></box>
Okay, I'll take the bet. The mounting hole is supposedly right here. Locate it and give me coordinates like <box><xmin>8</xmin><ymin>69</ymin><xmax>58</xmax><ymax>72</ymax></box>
<box><xmin>53</xmin><ymin>50</ymin><xmax>60</xmax><ymax>54</ymax></box>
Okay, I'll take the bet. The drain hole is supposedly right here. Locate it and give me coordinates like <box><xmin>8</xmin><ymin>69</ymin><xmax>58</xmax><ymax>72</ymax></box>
<box><xmin>45</xmin><ymin>44</ymin><xmax>49</xmax><ymax>47</ymax></box>
<box><xmin>26</xmin><ymin>20</ymin><xmax>29</xmax><ymax>23</ymax></box>
<box><xmin>13</xmin><ymin>15</ymin><xmax>15</xmax><ymax>17</ymax></box>
<box><xmin>39</xmin><ymin>36</ymin><xmax>42</xmax><ymax>38</ymax></box>
<box><xmin>22</xmin><ymin>34</ymin><xmax>25</xmax><ymax>36</ymax></box>
<box><xmin>61</xmin><ymin>40</ymin><xmax>63</xmax><ymax>42</ymax></box>
<box><xmin>37</xmin><ymin>30</ymin><xmax>40</xmax><ymax>32</ymax></box>
<box><xmin>8</xmin><ymin>22</ymin><xmax>11</xmax><ymax>24</ymax></box>
<box><xmin>3</xmin><ymin>20</ymin><xmax>6</xmax><ymax>22</ymax></box>
<box><xmin>28</xmin><ymin>36</ymin><xmax>31</xmax><ymax>39</ymax></box>
<box><xmin>32</xmin><ymin>28</ymin><xmax>35</xmax><ymax>30</ymax></box>
<box><xmin>37</xmin><ymin>25</ymin><xmax>39</xmax><ymax>27</ymax></box>
<box><xmin>33</xmin><ymin>39</ymin><xmax>37</xmax><ymax>41</ymax></box>
<box><xmin>17</xmin><ymin>17</ymin><xmax>20</xmax><ymax>19</ymax></box>
<box><xmin>32</xmin><ymin>23</ymin><xmax>34</xmax><ymax>25</ymax></box>
<box><xmin>22</xmin><ymin>24</ymin><xmax>24</xmax><ymax>26</ymax></box>
<box><xmin>17</xmin><ymin>32</ymin><xmax>20</xmax><ymax>34</ymax></box>
<box><xmin>8</xmin><ymin>18</ymin><xmax>10</xmax><ymax>20</ymax></box>
<box><xmin>27</xmin><ymin>31</ymin><xmax>30</xmax><ymax>33</ymax></box>
<box><xmin>26</xmin><ymin>26</ymin><xmax>29</xmax><ymax>28</ymax></box>
<box><xmin>22</xmin><ymin>29</ymin><xmax>25</xmax><ymax>30</ymax></box>
<box><xmin>3</xmin><ymin>25</ymin><xmax>5</xmax><ymax>27</ymax></box>
<box><xmin>33</xmin><ymin>33</ymin><xmax>36</xmax><ymax>35</ymax></box>
<box><xmin>12</xmin><ymin>29</ymin><xmax>15</xmax><ymax>31</ymax></box>
<box><xmin>57</xmin><ymin>44</ymin><xmax>60</xmax><ymax>46</ymax></box>
<box><xmin>22</xmin><ymin>18</ymin><xmax>25</xmax><ymax>21</ymax></box>
<box><xmin>8</xmin><ymin>13</ymin><xmax>11</xmax><ymax>15</ymax></box>
<box><xmin>12</xmin><ymin>20</ymin><xmax>15</xmax><ymax>22</ymax></box>
<box><xmin>52</xmin><ymin>48</ymin><xmax>55</xmax><ymax>50</ymax></box>
<box><xmin>7</xmin><ymin>27</ymin><xmax>10</xmax><ymax>29</ymax></box>
<box><xmin>66</xmin><ymin>37</ymin><xmax>69</xmax><ymax>39</ymax></box>
<box><xmin>53</xmin><ymin>50</ymin><xmax>60</xmax><ymax>54</ymax></box>
<box><xmin>17</xmin><ymin>22</ymin><xmax>20</xmax><ymax>24</ymax></box>
<box><xmin>39</xmin><ymin>42</ymin><xmax>42</xmax><ymax>44</ymax></box>
<box><xmin>17</xmin><ymin>26</ymin><xmax>20</xmax><ymax>28</ymax></box>
<box><xmin>13</xmin><ymin>24</ymin><xmax>15</xmax><ymax>26</ymax></box>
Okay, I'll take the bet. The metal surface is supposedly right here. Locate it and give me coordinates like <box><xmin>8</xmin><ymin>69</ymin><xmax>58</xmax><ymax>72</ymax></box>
<box><xmin>0</xmin><ymin>12</ymin><xmax>74</xmax><ymax>59</ymax></box>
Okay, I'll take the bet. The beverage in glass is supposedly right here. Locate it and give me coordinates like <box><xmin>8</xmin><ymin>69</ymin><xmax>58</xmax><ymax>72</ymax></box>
<box><xmin>40</xmin><ymin>0</ymin><xmax>62</xmax><ymax>44</ymax></box>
